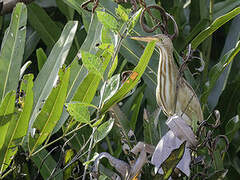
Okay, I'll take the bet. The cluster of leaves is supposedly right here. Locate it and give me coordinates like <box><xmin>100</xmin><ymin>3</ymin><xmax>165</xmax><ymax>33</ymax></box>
<box><xmin>0</xmin><ymin>0</ymin><xmax>239</xmax><ymax>179</ymax></box>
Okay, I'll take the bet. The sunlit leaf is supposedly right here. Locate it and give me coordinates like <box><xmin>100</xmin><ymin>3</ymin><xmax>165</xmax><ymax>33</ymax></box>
<box><xmin>100</xmin><ymin>41</ymin><xmax>156</xmax><ymax>114</ymax></box>
<box><xmin>115</xmin><ymin>5</ymin><xmax>129</xmax><ymax>22</ymax></box>
<box><xmin>97</xmin><ymin>11</ymin><xmax>119</xmax><ymax>32</ymax></box>
<box><xmin>29</xmin><ymin>21</ymin><xmax>78</xmax><ymax>133</ymax></box>
<box><xmin>0</xmin><ymin>3</ymin><xmax>27</xmax><ymax>102</ymax></box>
<box><xmin>66</xmin><ymin>102</ymin><xmax>91</xmax><ymax>124</ymax></box>
<box><xmin>0</xmin><ymin>91</ymin><xmax>15</xmax><ymax>150</ymax></box>
<box><xmin>29</xmin><ymin>67</ymin><xmax>70</xmax><ymax>153</ymax></box>
<box><xmin>128</xmin><ymin>8</ymin><xmax>142</xmax><ymax>33</ymax></box>
<box><xmin>81</xmin><ymin>51</ymin><xmax>104</xmax><ymax>78</ymax></box>
<box><xmin>101</xmin><ymin>74</ymin><xmax>120</xmax><ymax>104</ymax></box>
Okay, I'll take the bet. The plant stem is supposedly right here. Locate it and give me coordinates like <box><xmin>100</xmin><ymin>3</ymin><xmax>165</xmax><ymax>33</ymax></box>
<box><xmin>82</xmin><ymin>127</ymin><xmax>96</xmax><ymax>180</ymax></box>
<box><xmin>106</xmin><ymin>136</ymin><xmax>114</xmax><ymax>155</ymax></box>
<box><xmin>29</xmin><ymin>121</ymin><xmax>92</xmax><ymax>157</ymax></box>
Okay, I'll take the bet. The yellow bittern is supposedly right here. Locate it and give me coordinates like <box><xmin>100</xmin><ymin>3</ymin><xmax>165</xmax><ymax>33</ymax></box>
<box><xmin>131</xmin><ymin>34</ymin><xmax>203</xmax><ymax>127</ymax></box>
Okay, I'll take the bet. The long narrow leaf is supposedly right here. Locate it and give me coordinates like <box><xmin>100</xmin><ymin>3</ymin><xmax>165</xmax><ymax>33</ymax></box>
<box><xmin>31</xmin><ymin>148</ymin><xmax>63</xmax><ymax>180</ymax></box>
<box><xmin>0</xmin><ymin>91</ymin><xmax>16</xmax><ymax>150</ymax></box>
<box><xmin>27</xmin><ymin>2</ymin><xmax>62</xmax><ymax>48</ymax></box>
<box><xmin>0</xmin><ymin>112</ymin><xmax>20</xmax><ymax>175</ymax></box>
<box><xmin>0</xmin><ymin>74</ymin><xmax>34</xmax><ymax>175</ymax></box>
<box><xmin>29</xmin><ymin>21</ymin><xmax>78</xmax><ymax>132</ymax></box>
<box><xmin>201</xmin><ymin>41</ymin><xmax>240</xmax><ymax>104</ymax></box>
<box><xmin>29</xmin><ymin>67</ymin><xmax>70</xmax><ymax>154</ymax></box>
<box><xmin>100</xmin><ymin>41</ymin><xmax>156</xmax><ymax>114</ymax></box>
<box><xmin>0</xmin><ymin>3</ymin><xmax>27</xmax><ymax>102</ymax></box>
<box><xmin>191</xmin><ymin>7</ymin><xmax>240</xmax><ymax>49</ymax></box>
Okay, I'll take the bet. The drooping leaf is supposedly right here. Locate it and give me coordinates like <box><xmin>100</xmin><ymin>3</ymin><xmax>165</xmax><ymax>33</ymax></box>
<box><xmin>27</xmin><ymin>2</ymin><xmax>62</xmax><ymax>48</ymax></box>
<box><xmin>36</xmin><ymin>48</ymin><xmax>47</xmax><ymax>71</ymax></box>
<box><xmin>191</xmin><ymin>7</ymin><xmax>240</xmax><ymax>49</ymax></box>
<box><xmin>29</xmin><ymin>67</ymin><xmax>70</xmax><ymax>153</ymax></box>
<box><xmin>29</xmin><ymin>21</ymin><xmax>78</xmax><ymax>132</ymax></box>
<box><xmin>0</xmin><ymin>3</ymin><xmax>27</xmax><ymax>102</ymax></box>
<box><xmin>94</xmin><ymin>118</ymin><xmax>114</xmax><ymax>144</ymax></box>
<box><xmin>100</xmin><ymin>40</ymin><xmax>156</xmax><ymax>114</ymax></box>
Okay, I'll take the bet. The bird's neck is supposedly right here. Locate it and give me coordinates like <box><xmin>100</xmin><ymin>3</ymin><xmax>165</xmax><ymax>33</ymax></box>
<box><xmin>158</xmin><ymin>46</ymin><xmax>178</xmax><ymax>74</ymax></box>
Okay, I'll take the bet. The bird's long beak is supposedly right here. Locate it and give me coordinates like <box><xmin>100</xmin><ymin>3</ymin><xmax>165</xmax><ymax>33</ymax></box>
<box><xmin>130</xmin><ymin>36</ymin><xmax>159</xmax><ymax>42</ymax></box>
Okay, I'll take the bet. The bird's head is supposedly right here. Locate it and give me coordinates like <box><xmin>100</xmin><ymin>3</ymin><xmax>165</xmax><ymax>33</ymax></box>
<box><xmin>130</xmin><ymin>34</ymin><xmax>173</xmax><ymax>52</ymax></box>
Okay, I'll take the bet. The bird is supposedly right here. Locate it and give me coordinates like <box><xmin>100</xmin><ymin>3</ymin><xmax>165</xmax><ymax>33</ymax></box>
<box><xmin>131</xmin><ymin>34</ymin><xmax>203</xmax><ymax>128</ymax></box>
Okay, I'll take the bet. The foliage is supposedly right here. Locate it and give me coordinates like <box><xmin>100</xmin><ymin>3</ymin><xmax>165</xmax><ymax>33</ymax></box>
<box><xmin>0</xmin><ymin>0</ymin><xmax>239</xmax><ymax>179</ymax></box>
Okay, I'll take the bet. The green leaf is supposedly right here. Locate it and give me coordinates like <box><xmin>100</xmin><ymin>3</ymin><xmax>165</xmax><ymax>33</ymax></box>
<box><xmin>0</xmin><ymin>112</ymin><xmax>20</xmax><ymax>174</ymax></box>
<box><xmin>201</xmin><ymin>41</ymin><xmax>240</xmax><ymax>104</ymax></box>
<box><xmin>66</xmin><ymin>102</ymin><xmax>91</xmax><ymax>124</ymax></box>
<box><xmin>100</xmin><ymin>40</ymin><xmax>156</xmax><ymax>115</ymax></box>
<box><xmin>53</xmin><ymin>14</ymin><xmax>104</xmax><ymax>133</ymax></box>
<box><xmin>62</xmin><ymin>0</ymin><xmax>85</xmax><ymax>15</ymax></box>
<box><xmin>81</xmin><ymin>50</ymin><xmax>104</xmax><ymax>78</ymax></box>
<box><xmin>56</xmin><ymin>0</ymin><xmax>75</xmax><ymax>20</ymax></box>
<box><xmin>94</xmin><ymin>118</ymin><xmax>114</xmax><ymax>144</ymax></box>
<box><xmin>14</xmin><ymin>74</ymin><xmax>34</xmax><ymax>140</ymax></box>
<box><xmin>27</xmin><ymin>2</ymin><xmax>62</xmax><ymax>48</ymax></box>
<box><xmin>130</xmin><ymin>91</ymin><xmax>144</xmax><ymax>131</ymax></box>
<box><xmin>191</xmin><ymin>7</ymin><xmax>240</xmax><ymax>49</ymax></box>
<box><xmin>29</xmin><ymin>21</ymin><xmax>78</xmax><ymax>132</ymax></box>
<box><xmin>31</xmin><ymin>148</ymin><xmax>63</xmax><ymax>180</ymax></box>
<box><xmin>216</xmin><ymin>79</ymin><xmax>240</xmax><ymax>126</ymax></box>
<box><xmin>101</xmin><ymin>74</ymin><xmax>120</xmax><ymax>104</ymax></box>
<box><xmin>0</xmin><ymin>91</ymin><xmax>16</xmax><ymax>150</ymax></box>
<box><xmin>225</xmin><ymin>115</ymin><xmax>240</xmax><ymax>143</ymax></box>
<box><xmin>213</xmin><ymin>0</ymin><xmax>240</xmax><ymax>20</ymax></box>
<box><xmin>64</xmin><ymin>149</ymin><xmax>77</xmax><ymax>179</ymax></box>
<box><xmin>128</xmin><ymin>8</ymin><xmax>142</xmax><ymax>33</ymax></box>
<box><xmin>29</xmin><ymin>67</ymin><xmax>70</xmax><ymax>153</ymax></box>
<box><xmin>115</xmin><ymin>5</ymin><xmax>129</xmax><ymax>22</ymax></box>
<box><xmin>97</xmin><ymin>11</ymin><xmax>119</xmax><ymax>32</ymax></box>
<box><xmin>23</xmin><ymin>30</ymin><xmax>40</xmax><ymax>62</ymax></box>
<box><xmin>0</xmin><ymin>3</ymin><xmax>27</xmax><ymax>102</ymax></box>
<box><xmin>36</xmin><ymin>48</ymin><xmax>47</xmax><ymax>71</ymax></box>
<box><xmin>162</xmin><ymin>142</ymin><xmax>186</xmax><ymax>179</ymax></box>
